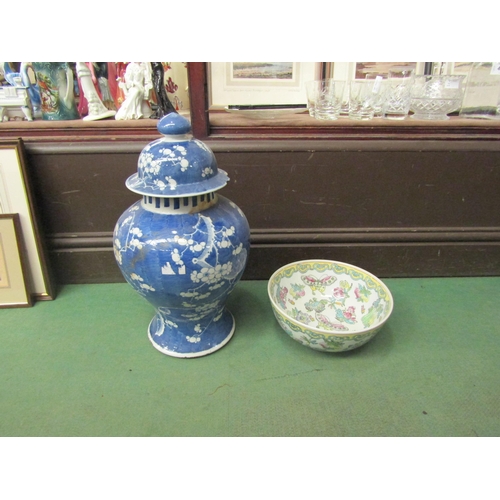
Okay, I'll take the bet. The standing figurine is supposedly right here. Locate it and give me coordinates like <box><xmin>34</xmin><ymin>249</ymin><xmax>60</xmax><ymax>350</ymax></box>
<box><xmin>113</xmin><ymin>62</ymin><xmax>128</xmax><ymax>109</ymax></box>
<box><xmin>93</xmin><ymin>62</ymin><xmax>116</xmax><ymax>111</ymax></box>
<box><xmin>76</xmin><ymin>62</ymin><xmax>116</xmax><ymax>121</ymax></box>
<box><xmin>150</xmin><ymin>62</ymin><xmax>177</xmax><ymax>118</ymax></box>
<box><xmin>115</xmin><ymin>62</ymin><xmax>152</xmax><ymax>120</ymax></box>
<box><xmin>106</xmin><ymin>63</ymin><xmax>120</xmax><ymax>108</ymax></box>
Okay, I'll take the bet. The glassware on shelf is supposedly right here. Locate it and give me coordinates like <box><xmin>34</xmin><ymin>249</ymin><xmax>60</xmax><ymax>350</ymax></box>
<box><xmin>382</xmin><ymin>66</ymin><xmax>415</xmax><ymax>120</ymax></box>
<box><xmin>410</xmin><ymin>75</ymin><xmax>465</xmax><ymax>120</ymax></box>
<box><xmin>364</xmin><ymin>73</ymin><xmax>386</xmax><ymax>118</ymax></box>
<box><xmin>348</xmin><ymin>80</ymin><xmax>381</xmax><ymax>121</ymax></box>
<box><xmin>305</xmin><ymin>79</ymin><xmax>345</xmax><ymax>120</ymax></box>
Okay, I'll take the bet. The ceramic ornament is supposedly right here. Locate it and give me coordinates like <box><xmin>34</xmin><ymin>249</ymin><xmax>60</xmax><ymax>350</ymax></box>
<box><xmin>113</xmin><ymin>112</ymin><xmax>251</xmax><ymax>357</ymax></box>
<box><xmin>150</xmin><ymin>62</ymin><xmax>177</xmax><ymax>118</ymax></box>
<box><xmin>75</xmin><ymin>63</ymin><xmax>116</xmax><ymax>121</ymax></box>
<box><xmin>92</xmin><ymin>62</ymin><xmax>117</xmax><ymax>111</ymax></box>
<box><xmin>32</xmin><ymin>62</ymin><xmax>80</xmax><ymax>120</ymax></box>
<box><xmin>115</xmin><ymin>62</ymin><xmax>153</xmax><ymax>120</ymax></box>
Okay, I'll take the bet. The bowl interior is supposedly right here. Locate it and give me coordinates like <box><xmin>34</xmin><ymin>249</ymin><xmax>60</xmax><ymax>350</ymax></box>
<box><xmin>269</xmin><ymin>260</ymin><xmax>393</xmax><ymax>335</ymax></box>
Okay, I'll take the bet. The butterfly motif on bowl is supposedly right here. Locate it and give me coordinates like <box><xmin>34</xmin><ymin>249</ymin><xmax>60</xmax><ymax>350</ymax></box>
<box><xmin>315</xmin><ymin>312</ymin><xmax>348</xmax><ymax>331</ymax></box>
<box><xmin>301</xmin><ymin>275</ymin><xmax>337</xmax><ymax>294</ymax></box>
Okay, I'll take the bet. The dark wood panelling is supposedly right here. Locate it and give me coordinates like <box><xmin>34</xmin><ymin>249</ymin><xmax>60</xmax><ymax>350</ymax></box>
<box><xmin>26</xmin><ymin>150</ymin><xmax>138</xmax><ymax>235</ymax></box>
<box><xmin>21</xmin><ymin>138</ymin><xmax>500</xmax><ymax>283</ymax></box>
<box><xmin>25</xmin><ymin>142</ymin><xmax>500</xmax><ymax>233</ymax></box>
<box><xmin>214</xmin><ymin>149</ymin><xmax>500</xmax><ymax>230</ymax></box>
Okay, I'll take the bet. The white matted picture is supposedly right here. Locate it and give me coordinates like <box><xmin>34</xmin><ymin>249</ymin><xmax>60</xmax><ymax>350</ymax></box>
<box><xmin>431</xmin><ymin>62</ymin><xmax>474</xmax><ymax>77</ymax></box>
<box><xmin>0</xmin><ymin>140</ymin><xmax>54</xmax><ymax>300</ymax></box>
<box><xmin>330</xmin><ymin>62</ymin><xmax>427</xmax><ymax>80</ymax></box>
<box><xmin>0</xmin><ymin>213</ymin><xmax>33</xmax><ymax>308</ymax></box>
<box><xmin>209</xmin><ymin>62</ymin><xmax>321</xmax><ymax>107</ymax></box>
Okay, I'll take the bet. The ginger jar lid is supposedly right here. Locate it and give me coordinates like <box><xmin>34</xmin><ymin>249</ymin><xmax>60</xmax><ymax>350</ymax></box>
<box><xmin>126</xmin><ymin>112</ymin><xmax>229</xmax><ymax>197</ymax></box>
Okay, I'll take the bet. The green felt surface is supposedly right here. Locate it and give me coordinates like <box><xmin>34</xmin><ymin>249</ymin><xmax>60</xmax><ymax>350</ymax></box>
<box><xmin>0</xmin><ymin>278</ymin><xmax>499</xmax><ymax>436</ymax></box>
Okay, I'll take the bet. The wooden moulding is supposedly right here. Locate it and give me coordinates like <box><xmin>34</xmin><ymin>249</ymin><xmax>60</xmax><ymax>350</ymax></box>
<box><xmin>46</xmin><ymin>227</ymin><xmax>500</xmax><ymax>283</ymax></box>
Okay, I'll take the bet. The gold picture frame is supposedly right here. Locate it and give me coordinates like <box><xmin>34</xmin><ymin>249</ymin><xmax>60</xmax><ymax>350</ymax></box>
<box><xmin>0</xmin><ymin>213</ymin><xmax>33</xmax><ymax>308</ymax></box>
<box><xmin>0</xmin><ymin>139</ymin><xmax>55</xmax><ymax>300</ymax></box>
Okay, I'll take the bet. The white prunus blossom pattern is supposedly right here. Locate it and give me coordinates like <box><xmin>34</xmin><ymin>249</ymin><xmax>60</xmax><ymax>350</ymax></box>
<box><xmin>114</xmin><ymin>202</ymin><xmax>246</xmax><ymax>342</ymax></box>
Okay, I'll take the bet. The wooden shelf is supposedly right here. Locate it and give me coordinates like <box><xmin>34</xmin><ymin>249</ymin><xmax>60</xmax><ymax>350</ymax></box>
<box><xmin>0</xmin><ymin>117</ymin><xmax>173</xmax><ymax>143</ymax></box>
<box><xmin>2</xmin><ymin>112</ymin><xmax>500</xmax><ymax>144</ymax></box>
<box><xmin>1</xmin><ymin>62</ymin><xmax>499</xmax><ymax>143</ymax></box>
<box><xmin>208</xmin><ymin>112</ymin><xmax>500</xmax><ymax>141</ymax></box>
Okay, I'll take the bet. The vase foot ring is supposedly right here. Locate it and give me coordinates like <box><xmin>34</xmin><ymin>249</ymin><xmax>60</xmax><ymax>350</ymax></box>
<box><xmin>147</xmin><ymin>311</ymin><xmax>235</xmax><ymax>358</ymax></box>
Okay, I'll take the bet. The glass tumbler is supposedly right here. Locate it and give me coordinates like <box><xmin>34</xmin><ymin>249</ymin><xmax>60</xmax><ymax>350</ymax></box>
<box><xmin>364</xmin><ymin>73</ymin><xmax>386</xmax><ymax>117</ymax></box>
<box><xmin>382</xmin><ymin>66</ymin><xmax>414</xmax><ymax>120</ymax></box>
<box><xmin>348</xmin><ymin>80</ymin><xmax>379</xmax><ymax>120</ymax></box>
<box><xmin>306</xmin><ymin>80</ymin><xmax>345</xmax><ymax>120</ymax></box>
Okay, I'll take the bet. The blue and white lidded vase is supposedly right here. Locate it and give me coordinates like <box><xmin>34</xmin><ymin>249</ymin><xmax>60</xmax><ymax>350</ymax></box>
<box><xmin>113</xmin><ymin>112</ymin><xmax>250</xmax><ymax>358</ymax></box>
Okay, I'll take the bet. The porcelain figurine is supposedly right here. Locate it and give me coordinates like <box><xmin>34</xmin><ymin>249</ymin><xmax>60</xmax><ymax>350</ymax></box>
<box><xmin>75</xmin><ymin>62</ymin><xmax>116</xmax><ymax>121</ymax></box>
<box><xmin>92</xmin><ymin>62</ymin><xmax>116</xmax><ymax>111</ymax></box>
<box><xmin>150</xmin><ymin>62</ymin><xmax>177</xmax><ymax>118</ymax></box>
<box><xmin>106</xmin><ymin>63</ymin><xmax>120</xmax><ymax>109</ymax></box>
<box><xmin>113</xmin><ymin>112</ymin><xmax>250</xmax><ymax>357</ymax></box>
<box><xmin>113</xmin><ymin>62</ymin><xmax>128</xmax><ymax>109</ymax></box>
<box><xmin>76</xmin><ymin>65</ymin><xmax>89</xmax><ymax>117</ymax></box>
<box><xmin>115</xmin><ymin>62</ymin><xmax>153</xmax><ymax>120</ymax></box>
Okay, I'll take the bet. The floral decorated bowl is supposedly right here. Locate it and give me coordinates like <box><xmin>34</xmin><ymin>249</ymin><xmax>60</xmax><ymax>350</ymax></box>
<box><xmin>268</xmin><ymin>260</ymin><xmax>393</xmax><ymax>352</ymax></box>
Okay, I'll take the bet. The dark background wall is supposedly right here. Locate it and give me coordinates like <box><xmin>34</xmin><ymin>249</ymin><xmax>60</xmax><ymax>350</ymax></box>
<box><xmin>22</xmin><ymin>138</ymin><xmax>500</xmax><ymax>285</ymax></box>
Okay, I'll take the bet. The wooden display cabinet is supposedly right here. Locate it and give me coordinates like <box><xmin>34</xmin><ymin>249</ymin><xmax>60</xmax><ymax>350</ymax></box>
<box><xmin>0</xmin><ymin>62</ymin><xmax>499</xmax><ymax>284</ymax></box>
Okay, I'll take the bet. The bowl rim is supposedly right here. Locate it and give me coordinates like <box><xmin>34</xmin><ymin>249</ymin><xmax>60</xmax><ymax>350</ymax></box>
<box><xmin>267</xmin><ymin>259</ymin><xmax>394</xmax><ymax>336</ymax></box>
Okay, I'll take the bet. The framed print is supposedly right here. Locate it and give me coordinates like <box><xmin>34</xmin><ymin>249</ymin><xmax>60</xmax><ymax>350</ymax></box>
<box><xmin>0</xmin><ymin>214</ymin><xmax>33</xmax><ymax>308</ymax></box>
<box><xmin>208</xmin><ymin>62</ymin><xmax>321</xmax><ymax>107</ymax></box>
<box><xmin>0</xmin><ymin>140</ymin><xmax>55</xmax><ymax>300</ymax></box>
<box><xmin>329</xmin><ymin>62</ymin><xmax>427</xmax><ymax>80</ymax></box>
<box><xmin>430</xmin><ymin>62</ymin><xmax>474</xmax><ymax>78</ymax></box>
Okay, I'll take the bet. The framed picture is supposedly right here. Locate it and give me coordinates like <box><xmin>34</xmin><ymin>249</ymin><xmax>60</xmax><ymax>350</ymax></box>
<box><xmin>430</xmin><ymin>62</ymin><xmax>474</xmax><ymax>78</ymax></box>
<box><xmin>0</xmin><ymin>214</ymin><xmax>33</xmax><ymax>308</ymax></box>
<box><xmin>0</xmin><ymin>140</ymin><xmax>55</xmax><ymax>300</ymax></box>
<box><xmin>208</xmin><ymin>62</ymin><xmax>322</xmax><ymax>107</ymax></box>
<box><xmin>329</xmin><ymin>62</ymin><xmax>427</xmax><ymax>80</ymax></box>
